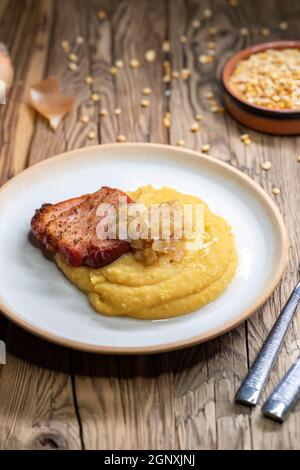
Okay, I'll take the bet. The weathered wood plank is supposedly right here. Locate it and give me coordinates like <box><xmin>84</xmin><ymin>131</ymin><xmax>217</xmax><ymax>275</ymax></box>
<box><xmin>28</xmin><ymin>0</ymin><xmax>98</xmax><ymax>164</ymax></box>
<box><xmin>169</xmin><ymin>0</ymin><xmax>251</xmax><ymax>450</ymax></box>
<box><xmin>0</xmin><ymin>328</ymin><xmax>81</xmax><ymax>450</ymax></box>
<box><xmin>0</xmin><ymin>0</ymin><xmax>42</xmax><ymax>183</ymax></box>
<box><xmin>69</xmin><ymin>0</ymin><xmax>175</xmax><ymax>450</ymax></box>
<box><xmin>0</xmin><ymin>0</ymin><xmax>82</xmax><ymax>450</ymax></box>
<box><xmin>233</xmin><ymin>0</ymin><xmax>300</xmax><ymax>451</ymax></box>
<box><xmin>12</xmin><ymin>0</ymin><xmax>55</xmax><ymax>175</ymax></box>
<box><xmin>0</xmin><ymin>0</ymin><xmax>299</xmax><ymax>450</ymax></box>
<box><xmin>169</xmin><ymin>0</ymin><xmax>300</xmax><ymax>450</ymax></box>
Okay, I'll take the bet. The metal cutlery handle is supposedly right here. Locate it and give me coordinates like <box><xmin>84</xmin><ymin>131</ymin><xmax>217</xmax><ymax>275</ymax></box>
<box><xmin>262</xmin><ymin>355</ymin><xmax>300</xmax><ymax>421</ymax></box>
<box><xmin>236</xmin><ymin>282</ymin><xmax>300</xmax><ymax>406</ymax></box>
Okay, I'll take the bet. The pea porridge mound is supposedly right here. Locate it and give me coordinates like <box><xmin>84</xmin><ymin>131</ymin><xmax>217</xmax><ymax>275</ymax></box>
<box><xmin>56</xmin><ymin>185</ymin><xmax>237</xmax><ymax>320</ymax></box>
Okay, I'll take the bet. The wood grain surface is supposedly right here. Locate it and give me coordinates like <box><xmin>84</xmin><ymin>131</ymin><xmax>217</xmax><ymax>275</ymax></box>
<box><xmin>0</xmin><ymin>0</ymin><xmax>300</xmax><ymax>450</ymax></box>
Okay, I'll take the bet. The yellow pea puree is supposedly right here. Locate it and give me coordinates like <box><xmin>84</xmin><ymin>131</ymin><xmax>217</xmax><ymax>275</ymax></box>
<box><xmin>56</xmin><ymin>186</ymin><xmax>237</xmax><ymax>319</ymax></box>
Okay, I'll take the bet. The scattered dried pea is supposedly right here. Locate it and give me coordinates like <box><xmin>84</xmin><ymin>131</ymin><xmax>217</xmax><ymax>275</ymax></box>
<box><xmin>130</xmin><ymin>59</ymin><xmax>140</xmax><ymax>69</ymax></box>
<box><xmin>76</xmin><ymin>36</ymin><xmax>85</xmax><ymax>45</ymax></box>
<box><xmin>145</xmin><ymin>50</ymin><xmax>156</xmax><ymax>62</ymax></box>
<box><xmin>240</xmin><ymin>133</ymin><xmax>251</xmax><ymax>145</ymax></box>
<box><xmin>115</xmin><ymin>60</ymin><xmax>124</xmax><ymax>69</ymax></box>
<box><xmin>163</xmin><ymin>112</ymin><xmax>171</xmax><ymax>128</ymax></box>
<box><xmin>85</xmin><ymin>76</ymin><xmax>94</xmax><ymax>85</ymax></box>
<box><xmin>207</xmin><ymin>41</ymin><xmax>216</xmax><ymax>50</ymax></box>
<box><xmin>261</xmin><ymin>161</ymin><xmax>272</xmax><ymax>171</ymax></box>
<box><xmin>91</xmin><ymin>93</ymin><xmax>100</xmax><ymax>102</ymax></box>
<box><xmin>142</xmin><ymin>87</ymin><xmax>152</xmax><ymax>95</ymax></box>
<box><xmin>97</xmin><ymin>10</ymin><xmax>107</xmax><ymax>20</ymax></box>
<box><xmin>180</xmin><ymin>68</ymin><xmax>191</xmax><ymax>80</ymax></box>
<box><xmin>162</xmin><ymin>41</ymin><xmax>170</xmax><ymax>52</ymax></box>
<box><xmin>88</xmin><ymin>131</ymin><xmax>96</xmax><ymax>140</ymax></box>
<box><xmin>272</xmin><ymin>187</ymin><xmax>280</xmax><ymax>195</ymax></box>
<box><xmin>80</xmin><ymin>115</ymin><xmax>89</xmax><ymax>124</ymax></box>
<box><xmin>192</xmin><ymin>19</ymin><xmax>201</xmax><ymax>28</ymax></box>
<box><xmin>69</xmin><ymin>62</ymin><xmax>78</xmax><ymax>71</ymax></box>
<box><xmin>241</xmin><ymin>133</ymin><xmax>250</xmax><ymax>140</ymax></box>
<box><xmin>201</xmin><ymin>144</ymin><xmax>210</xmax><ymax>152</ymax></box>
<box><xmin>198</xmin><ymin>54</ymin><xmax>214</xmax><ymax>64</ymax></box>
<box><xmin>260</xmin><ymin>27</ymin><xmax>270</xmax><ymax>36</ymax></box>
<box><xmin>279</xmin><ymin>21</ymin><xmax>288</xmax><ymax>31</ymax></box>
<box><xmin>203</xmin><ymin>8</ymin><xmax>213</xmax><ymax>18</ymax></box>
<box><xmin>208</xmin><ymin>26</ymin><xmax>218</xmax><ymax>35</ymax></box>
<box><xmin>61</xmin><ymin>40</ymin><xmax>70</xmax><ymax>52</ymax></box>
<box><xmin>116</xmin><ymin>134</ymin><xmax>127</xmax><ymax>143</ymax></box>
<box><xmin>110</xmin><ymin>66</ymin><xmax>118</xmax><ymax>76</ymax></box>
<box><xmin>141</xmin><ymin>99</ymin><xmax>150</xmax><ymax>108</ymax></box>
<box><xmin>240</xmin><ymin>27</ymin><xmax>249</xmax><ymax>36</ymax></box>
<box><xmin>99</xmin><ymin>109</ymin><xmax>108</xmax><ymax>117</ymax></box>
<box><xmin>205</xmin><ymin>91</ymin><xmax>214</xmax><ymax>99</ymax></box>
<box><xmin>69</xmin><ymin>53</ymin><xmax>78</xmax><ymax>62</ymax></box>
<box><xmin>190</xmin><ymin>123</ymin><xmax>199</xmax><ymax>133</ymax></box>
<box><xmin>176</xmin><ymin>139</ymin><xmax>185</xmax><ymax>146</ymax></box>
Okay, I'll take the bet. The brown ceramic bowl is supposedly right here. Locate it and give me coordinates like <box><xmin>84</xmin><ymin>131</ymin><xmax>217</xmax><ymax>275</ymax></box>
<box><xmin>222</xmin><ymin>40</ymin><xmax>300</xmax><ymax>135</ymax></box>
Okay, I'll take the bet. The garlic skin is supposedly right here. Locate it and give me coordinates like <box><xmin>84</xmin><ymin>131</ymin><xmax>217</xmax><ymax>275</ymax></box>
<box><xmin>0</xmin><ymin>43</ymin><xmax>14</xmax><ymax>88</ymax></box>
<box><xmin>29</xmin><ymin>77</ymin><xmax>74</xmax><ymax>131</ymax></box>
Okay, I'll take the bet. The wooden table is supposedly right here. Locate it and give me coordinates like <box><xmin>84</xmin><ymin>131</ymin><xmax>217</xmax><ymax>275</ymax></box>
<box><xmin>0</xmin><ymin>0</ymin><xmax>300</xmax><ymax>450</ymax></box>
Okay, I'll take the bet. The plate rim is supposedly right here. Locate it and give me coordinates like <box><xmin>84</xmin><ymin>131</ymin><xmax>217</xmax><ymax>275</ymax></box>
<box><xmin>0</xmin><ymin>143</ymin><xmax>289</xmax><ymax>354</ymax></box>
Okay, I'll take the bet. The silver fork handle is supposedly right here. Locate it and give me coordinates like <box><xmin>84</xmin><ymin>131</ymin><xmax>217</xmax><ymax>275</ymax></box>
<box><xmin>262</xmin><ymin>355</ymin><xmax>300</xmax><ymax>421</ymax></box>
<box><xmin>236</xmin><ymin>282</ymin><xmax>300</xmax><ymax>406</ymax></box>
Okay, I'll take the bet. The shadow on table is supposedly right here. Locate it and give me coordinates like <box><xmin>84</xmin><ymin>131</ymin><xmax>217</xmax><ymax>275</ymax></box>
<box><xmin>1</xmin><ymin>315</ymin><xmax>209</xmax><ymax>377</ymax></box>
<box><xmin>0</xmin><ymin>236</ymin><xmax>214</xmax><ymax>377</ymax></box>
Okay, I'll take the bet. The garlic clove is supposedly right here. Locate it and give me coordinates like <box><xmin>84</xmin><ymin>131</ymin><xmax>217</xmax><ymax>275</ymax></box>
<box><xmin>28</xmin><ymin>77</ymin><xmax>74</xmax><ymax>130</ymax></box>
<box><xmin>0</xmin><ymin>43</ymin><xmax>14</xmax><ymax>88</ymax></box>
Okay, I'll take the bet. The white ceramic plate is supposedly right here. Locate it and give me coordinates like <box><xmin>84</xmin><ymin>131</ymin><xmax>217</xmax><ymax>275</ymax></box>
<box><xmin>0</xmin><ymin>144</ymin><xmax>288</xmax><ymax>354</ymax></box>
